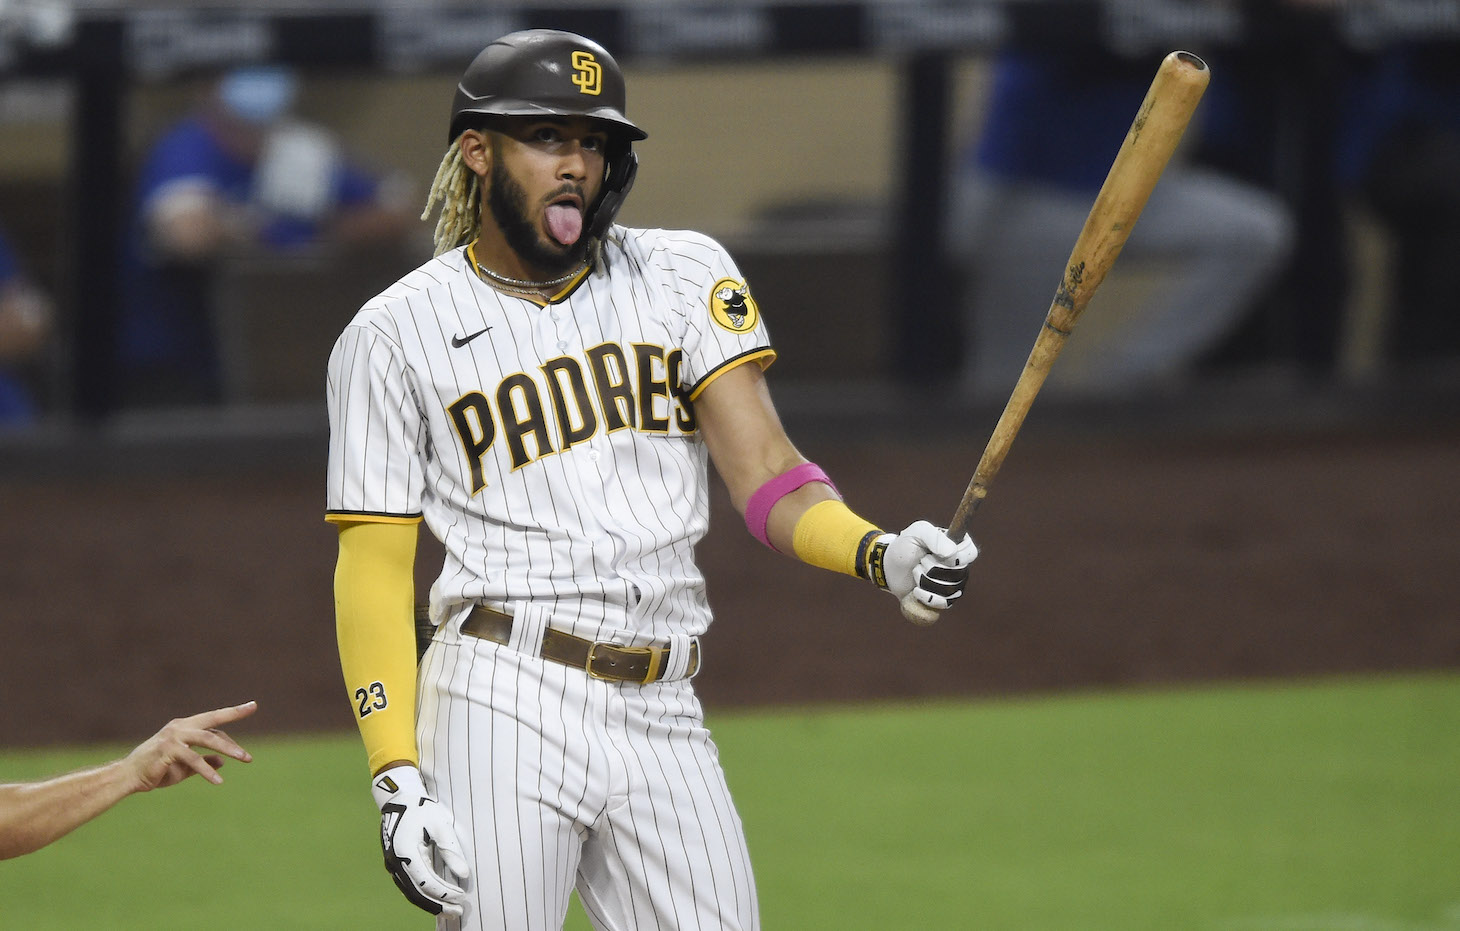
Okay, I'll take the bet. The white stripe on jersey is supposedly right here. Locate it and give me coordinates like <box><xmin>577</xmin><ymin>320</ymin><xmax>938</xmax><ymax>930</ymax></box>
<box><xmin>326</xmin><ymin>227</ymin><xmax>774</xmax><ymax>646</ymax></box>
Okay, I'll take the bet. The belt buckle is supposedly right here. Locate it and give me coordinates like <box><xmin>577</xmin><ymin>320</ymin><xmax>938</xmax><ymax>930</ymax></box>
<box><xmin>586</xmin><ymin>641</ymin><xmax>658</xmax><ymax>683</ymax></box>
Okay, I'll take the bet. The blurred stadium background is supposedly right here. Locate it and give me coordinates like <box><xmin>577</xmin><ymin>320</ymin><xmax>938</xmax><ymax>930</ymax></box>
<box><xmin>0</xmin><ymin>0</ymin><xmax>1457</xmax><ymax>924</ymax></box>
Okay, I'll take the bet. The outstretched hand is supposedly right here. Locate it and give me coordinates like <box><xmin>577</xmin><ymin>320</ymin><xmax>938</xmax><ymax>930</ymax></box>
<box><xmin>122</xmin><ymin>701</ymin><xmax>257</xmax><ymax>792</ymax></box>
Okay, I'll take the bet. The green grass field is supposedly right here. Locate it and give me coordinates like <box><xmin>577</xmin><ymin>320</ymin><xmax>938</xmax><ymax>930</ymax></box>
<box><xmin>2</xmin><ymin>673</ymin><xmax>1456</xmax><ymax>930</ymax></box>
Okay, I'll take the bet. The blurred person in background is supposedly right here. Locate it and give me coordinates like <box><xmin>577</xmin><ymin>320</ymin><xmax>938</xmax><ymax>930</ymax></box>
<box><xmin>0</xmin><ymin>701</ymin><xmax>255</xmax><ymax>860</ymax></box>
<box><xmin>0</xmin><ymin>223</ymin><xmax>54</xmax><ymax>424</ymax></box>
<box><xmin>119</xmin><ymin>65</ymin><xmax>418</xmax><ymax>407</ymax></box>
<box><xmin>945</xmin><ymin>42</ymin><xmax>1294</xmax><ymax>400</ymax></box>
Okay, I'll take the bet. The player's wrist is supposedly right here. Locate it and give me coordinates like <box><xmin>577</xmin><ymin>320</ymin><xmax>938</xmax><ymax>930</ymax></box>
<box><xmin>371</xmin><ymin>759</ymin><xmax>417</xmax><ymax>779</ymax></box>
<box><xmin>104</xmin><ymin>755</ymin><xmax>152</xmax><ymax>800</ymax></box>
<box><xmin>856</xmin><ymin>532</ymin><xmax>897</xmax><ymax>590</ymax></box>
<box><xmin>371</xmin><ymin>763</ymin><xmax>425</xmax><ymax>809</ymax></box>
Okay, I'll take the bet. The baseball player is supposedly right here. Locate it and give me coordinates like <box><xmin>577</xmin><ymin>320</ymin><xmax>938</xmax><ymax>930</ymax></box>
<box><xmin>326</xmin><ymin>29</ymin><xmax>976</xmax><ymax>930</ymax></box>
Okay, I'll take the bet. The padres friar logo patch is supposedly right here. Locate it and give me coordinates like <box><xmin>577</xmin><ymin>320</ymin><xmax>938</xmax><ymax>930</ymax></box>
<box><xmin>709</xmin><ymin>278</ymin><xmax>760</xmax><ymax>333</ymax></box>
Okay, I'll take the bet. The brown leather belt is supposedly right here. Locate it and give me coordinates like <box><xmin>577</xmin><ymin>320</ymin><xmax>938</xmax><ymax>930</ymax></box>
<box><xmin>459</xmin><ymin>606</ymin><xmax>699</xmax><ymax>684</ymax></box>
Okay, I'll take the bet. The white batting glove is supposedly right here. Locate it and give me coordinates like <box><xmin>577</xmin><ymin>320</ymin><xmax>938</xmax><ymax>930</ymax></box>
<box><xmin>372</xmin><ymin>764</ymin><xmax>471</xmax><ymax>918</ymax></box>
<box><xmin>874</xmin><ymin>520</ymin><xmax>978</xmax><ymax>612</ymax></box>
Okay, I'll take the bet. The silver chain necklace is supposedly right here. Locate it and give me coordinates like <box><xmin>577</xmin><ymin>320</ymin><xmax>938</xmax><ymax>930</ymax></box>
<box><xmin>472</xmin><ymin>256</ymin><xmax>586</xmax><ymax>295</ymax></box>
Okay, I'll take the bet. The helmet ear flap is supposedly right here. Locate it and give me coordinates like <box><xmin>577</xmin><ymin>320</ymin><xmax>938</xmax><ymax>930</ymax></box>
<box><xmin>587</xmin><ymin>147</ymin><xmax>637</xmax><ymax>240</ymax></box>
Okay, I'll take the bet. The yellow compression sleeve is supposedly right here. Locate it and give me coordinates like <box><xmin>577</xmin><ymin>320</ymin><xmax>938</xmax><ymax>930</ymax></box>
<box><xmin>334</xmin><ymin>520</ymin><xmax>420</xmax><ymax>775</ymax></box>
<box><xmin>791</xmin><ymin>499</ymin><xmax>883</xmax><ymax>579</ymax></box>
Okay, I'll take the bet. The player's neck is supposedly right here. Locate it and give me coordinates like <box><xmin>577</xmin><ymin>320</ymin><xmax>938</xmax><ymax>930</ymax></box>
<box><xmin>467</xmin><ymin>240</ymin><xmax>587</xmax><ymax>299</ymax></box>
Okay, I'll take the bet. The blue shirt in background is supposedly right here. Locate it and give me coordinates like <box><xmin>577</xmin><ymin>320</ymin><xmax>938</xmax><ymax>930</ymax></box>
<box><xmin>967</xmin><ymin>50</ymin><xmax>1164</xmax><ymax>193</ymax></box>
<box><xmin>119</xmin><ymin>115</ymin><xmax>380</xmax><ymax>400</ymax></box>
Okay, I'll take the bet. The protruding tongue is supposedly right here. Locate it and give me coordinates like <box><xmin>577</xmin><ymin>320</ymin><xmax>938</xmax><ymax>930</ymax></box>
<box><xmin>545</xmin><ymin>204</ymin><xmax>583</xmax><ymax>245</ymax></box>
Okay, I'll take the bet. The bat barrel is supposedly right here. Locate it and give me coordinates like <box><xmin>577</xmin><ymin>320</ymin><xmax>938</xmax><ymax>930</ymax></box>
<box><xmin>1048</xmin><ymin>50</ymin><xmax>1210</xmax><ymax>330</ymax></box>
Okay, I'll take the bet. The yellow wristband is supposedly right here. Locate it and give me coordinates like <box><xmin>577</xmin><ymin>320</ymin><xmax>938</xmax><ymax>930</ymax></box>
<box><xmin>791</xmin><ymin>499</ymin><xmax>882</xmax><ymax>578</ymax></box>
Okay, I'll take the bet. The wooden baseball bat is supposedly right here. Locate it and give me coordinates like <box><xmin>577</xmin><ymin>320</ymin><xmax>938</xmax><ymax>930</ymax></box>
<box><xmin>901</xmin><ymin>50</ymin><xmax>1210</xmax><ymax>625</ymax></box>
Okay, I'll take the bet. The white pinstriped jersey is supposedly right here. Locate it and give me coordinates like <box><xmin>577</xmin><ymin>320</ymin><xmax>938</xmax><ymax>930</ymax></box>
<box><xmin>326</xmin><ymin>226</ymin><xmax>773</xmax><ymax>646</ymax></box>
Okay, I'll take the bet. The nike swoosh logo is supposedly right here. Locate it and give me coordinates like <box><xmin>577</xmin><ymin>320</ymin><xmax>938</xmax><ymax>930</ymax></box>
<box><xmin>451</xmin><ymin>326</ymin><xmax>492</xmax><ymax>348</ymax></box>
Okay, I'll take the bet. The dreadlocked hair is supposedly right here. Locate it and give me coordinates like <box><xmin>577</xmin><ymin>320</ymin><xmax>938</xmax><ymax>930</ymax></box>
<box><xmin>421</xmin><ymin>140</ymin><xmax>481</xmax><ymax>257</ymax></box>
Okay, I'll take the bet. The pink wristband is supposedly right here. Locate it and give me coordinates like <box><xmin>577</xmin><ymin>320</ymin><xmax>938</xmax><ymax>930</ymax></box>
<box><xmin>744</xmin><ymin>462</ymin><xmax>838</xmax><ymax>551</ymax></box>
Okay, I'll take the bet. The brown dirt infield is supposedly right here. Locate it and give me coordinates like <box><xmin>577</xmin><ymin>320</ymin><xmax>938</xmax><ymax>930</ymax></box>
<box><xmin>1</xmin><ymin>416</ymin><xmax>1457</xmax><ymax>749</ymax></box>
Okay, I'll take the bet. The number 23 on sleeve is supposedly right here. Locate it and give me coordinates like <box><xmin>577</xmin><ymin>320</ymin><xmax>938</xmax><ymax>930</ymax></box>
<box><xmin>355</xmin><ymin>681</ymin><xmax>388</xmax><ymax>718</ymax></box>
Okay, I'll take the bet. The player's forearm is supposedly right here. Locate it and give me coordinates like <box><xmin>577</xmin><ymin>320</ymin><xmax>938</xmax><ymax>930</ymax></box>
<box><xmin>694</xmin><ymin>367</ymin><xmax>881</xmax><ymax>568</ymax></box>
<box><xmin>761</xmin><ymin>482</ymin><xmax>839</xmax><ymax>553</ymax></box>
<box><xmin>0</xmin><ymin>760</ymin><xmax>136</xmax><ymax>860</ymax></box>
<box><xmin>334</xmin><ymin>521</ymin><xmax>422</xmax><ymax>775</ymax></box>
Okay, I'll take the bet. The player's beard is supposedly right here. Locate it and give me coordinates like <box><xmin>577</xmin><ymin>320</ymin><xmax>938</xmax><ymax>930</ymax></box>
<box><xmin>487</xmin><ymin>169</ymin><xmax>592</xmax><ymax>277</ymax></box>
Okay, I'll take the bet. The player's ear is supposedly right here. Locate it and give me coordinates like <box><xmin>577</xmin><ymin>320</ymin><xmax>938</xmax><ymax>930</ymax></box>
<box><xmin>458</xmin><ymin>130</ymin><xmax>491</xmax><ymax>180</ymax></box>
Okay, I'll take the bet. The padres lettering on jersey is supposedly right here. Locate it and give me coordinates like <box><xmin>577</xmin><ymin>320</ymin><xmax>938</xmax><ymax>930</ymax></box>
<box><xmin>447</xmin><ymin>342</ymin><xmax>695</xmax><ymax>493</ymax></box>
<box><xmin>326</xmin><ymin>228</ymin><xmax>773</xmax><ymax>642</ymax></box>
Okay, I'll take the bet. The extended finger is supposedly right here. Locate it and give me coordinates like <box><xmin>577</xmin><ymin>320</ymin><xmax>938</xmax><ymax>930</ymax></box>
<box><xmin>182</xmin><ymin>700</ymin><xmax>258</xmax><ymax>731</ymax></box>
<box><xmin>182</xmin><ymin>726</ymin><xmax>253</xmax><ymax>762</ymax></box>
<box><xmin>175</xmin><ymin>746</ymin><xmax>225</xmax><ymax>785</ymax></box>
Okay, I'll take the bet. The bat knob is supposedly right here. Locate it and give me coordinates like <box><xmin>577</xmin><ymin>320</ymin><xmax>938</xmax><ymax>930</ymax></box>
<box><xmin>899</xmin><ymin>592</ymin><xmax>941</xmax><ymax>627</ymax></box>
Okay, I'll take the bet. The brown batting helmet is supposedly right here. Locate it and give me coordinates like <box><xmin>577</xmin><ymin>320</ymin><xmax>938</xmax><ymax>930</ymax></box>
<box><xmin>449</xmin><ymin>29</ymin><xmax>646</xmax><ymax>144</ymax></box>
<box><xmin>449</xmin><ymin>29</ymin><xmax>646</xmax><ymax>238</ymax></box>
